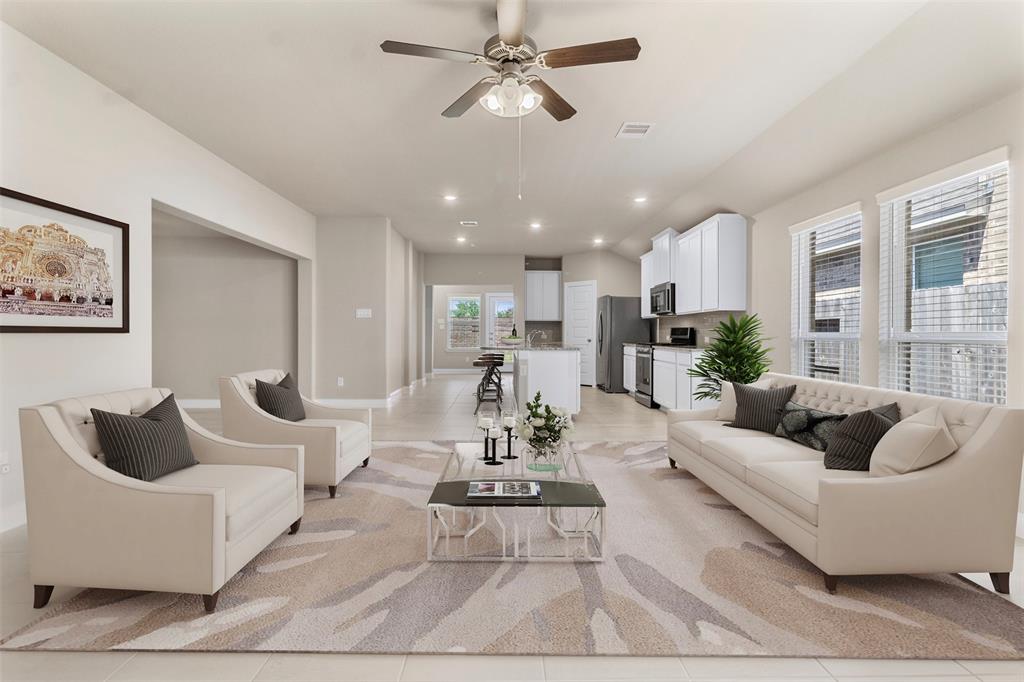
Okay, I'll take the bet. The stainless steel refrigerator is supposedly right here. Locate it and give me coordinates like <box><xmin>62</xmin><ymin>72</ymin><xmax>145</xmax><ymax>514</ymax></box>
<box><xmin>596</xmin><ymin>296</ymin><xmax>652</xmax><ymax>393</ymax></box>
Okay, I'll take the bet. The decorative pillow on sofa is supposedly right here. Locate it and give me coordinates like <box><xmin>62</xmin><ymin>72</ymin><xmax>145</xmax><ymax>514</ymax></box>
<box><xmin>824</xmin><ymin>403</ymin><xmax>901</xmax><ymax>471</ymax></box>
<box><xmin>869</xmin><ymin>406</ymin><xmax>958</xmax><ymax>477</ymax></box>
<box><xmin>726</xmin><ymin>383</ymin><xmax>796</xmax><ymax>434</ymax></box>
<box><xmin>716</xmin><ymin>378</ymin><xmax>771</xmax><ymax>421</ymax></box>
<box><xmin>91</xmin><ymin>394</ymin><xmax>198</xmax><ymax>482</ymax></box>
<box><xmin>256</xmin><ymin>372</ymin><xmax>306</xmax><ymax>422</ymax></box>
<box><xmin>774</xmin><ymin>401</ymin><xmax>847</xmax><ymax>451</ymax></box>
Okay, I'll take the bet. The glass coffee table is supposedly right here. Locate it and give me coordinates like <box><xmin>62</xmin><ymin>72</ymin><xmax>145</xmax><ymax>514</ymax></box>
<box><xmin>426</xmin><ymin>442</ymin><xmax>606</xmax><ymax>562</ymax></box>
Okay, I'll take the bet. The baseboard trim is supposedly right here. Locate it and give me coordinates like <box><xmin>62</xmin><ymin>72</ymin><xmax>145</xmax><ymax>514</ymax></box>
<box><xmin>431</xmin><ymin>369</ymin><xmax>480</xmax><ymax>375</ymax></box>
<box><xmin>316</xmin><ymin>398</ymin><xmax>389</xmax><ymax>408</ymax></box>
<box><xmin>179</xmin><ymin>399</ymin><xmax>220</xmax><ymax>409</ymax></box>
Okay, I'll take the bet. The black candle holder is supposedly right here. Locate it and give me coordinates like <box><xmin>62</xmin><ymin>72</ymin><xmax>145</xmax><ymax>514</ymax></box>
<box><xmin>484</xmin><ymin>436</ymin><xmax>504</xmax><ymax>466</ymax></box>
<box><xmin>502</xmin><ymin>426</ymin><xmax>519</xmax><ymax>460</ymax></box>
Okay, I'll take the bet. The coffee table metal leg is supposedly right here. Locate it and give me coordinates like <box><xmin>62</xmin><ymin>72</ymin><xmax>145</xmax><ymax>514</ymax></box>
<box><xmin>491</xmin><ymin>507</ymin><xmax>508</xmax><ymax>559</ymax></box>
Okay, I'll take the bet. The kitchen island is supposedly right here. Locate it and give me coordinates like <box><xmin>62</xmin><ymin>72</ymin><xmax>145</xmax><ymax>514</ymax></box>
<box><xmin>484</xmin><ymin>345</ymin><xmax>582</xmax><ymax>415</ymax></box>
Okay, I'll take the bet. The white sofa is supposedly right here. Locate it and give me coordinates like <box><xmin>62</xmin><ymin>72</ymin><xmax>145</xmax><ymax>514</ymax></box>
<box><xmin>219</xmin><ymin>370</ymin><xmax>371</xmax><ymax>498</ymax></box>
<box><xmin>667</xmin><ymin>372</ymin><xmax>1024</xmax><ymax>594</ymax></box>
<box><xmin>19</xmin><ymin>388</ymin><xmax>304</xmax><ymax>613</ymax></box>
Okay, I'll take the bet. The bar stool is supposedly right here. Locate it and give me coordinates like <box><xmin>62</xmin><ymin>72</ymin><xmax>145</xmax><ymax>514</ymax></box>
<box><xmin>473</xmin><ymin>354</ymin><xmax>504</xmax><ymax>414</ymax></box>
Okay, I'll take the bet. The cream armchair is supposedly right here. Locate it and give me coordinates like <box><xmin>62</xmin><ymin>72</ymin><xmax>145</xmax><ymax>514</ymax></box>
<box><xmin>19</xmin><ymin>388</ymin><xmax>304</xmax><ymax>614</ymax></box>
<box><xmin>219</xmin><ymin>370</ymin><xmax>371</xmax><ymax>498</ymax></box>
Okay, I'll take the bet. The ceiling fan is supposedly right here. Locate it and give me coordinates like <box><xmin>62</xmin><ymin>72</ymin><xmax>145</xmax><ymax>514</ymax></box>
<box><xmin>380</xmin><ymin>0</ymin><xmax>640</xmax><ymax>121</ymax></box>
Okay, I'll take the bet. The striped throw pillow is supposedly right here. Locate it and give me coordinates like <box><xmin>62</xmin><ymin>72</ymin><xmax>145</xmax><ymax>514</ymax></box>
<box><xmin>726</xmin><ymin>383</ymin><xmax>796</xmax><ymax>434</ymax></box>
<box><xmin>255</xmin><ymin>372</ymin><xmax>305</xmax><ymax>422</ymax></box>
<box><xmin>824</xmin><ymin>402</ymin><xmax>901</xmax><ymax>471</ymax></box>
<box><xmin>91</xmin><ymin>394</ymin><xmax>197</xmax><ymax>481</ymax></box>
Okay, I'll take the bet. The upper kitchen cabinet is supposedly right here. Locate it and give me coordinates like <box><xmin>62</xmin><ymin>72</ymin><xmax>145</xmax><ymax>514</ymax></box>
<box><xmin>650</xmin><ymin>228</ymin><xmax>678</xmax><ymax>285</ymax></box>
<box><xmin>640</xmin><ymin>251</ymin><xmax>654</xmax><ymax>319</ymax></box>
<box><xmin>525</xmin><ymin>270</ymin><xmax>562</xmax><ymax>321</ymax></box>
<box><xmin>673</xmin><ymin>213</ymin><xmax>747</xmax><ymax>314</ymax></box>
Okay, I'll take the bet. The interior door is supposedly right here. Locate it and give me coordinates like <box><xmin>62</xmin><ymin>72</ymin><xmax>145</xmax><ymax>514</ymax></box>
<box><xmin>563</xmin><ymin>280</ymin><xmax>597</xmax><ymax>386</ymax></box>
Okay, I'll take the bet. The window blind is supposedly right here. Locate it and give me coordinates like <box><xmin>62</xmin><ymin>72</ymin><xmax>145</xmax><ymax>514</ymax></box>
<box><xmin>791</xmin><ymin>211</ymin><xmax>862</xmax><ymax>383</ymax></box>
<box><xmin>879</xmin><ymin>162</ymin><xmax>1009</xmax><ymax>403</ymax></box>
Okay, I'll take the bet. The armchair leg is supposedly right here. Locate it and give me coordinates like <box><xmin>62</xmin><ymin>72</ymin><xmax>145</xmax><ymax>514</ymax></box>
<box><xmin>823</xmin><ymin>574</ymin><xmax>838</xmax><ymax>594</ymax></box>
<box><xmin>362</xmin><ymin>457</ymin><xmax>370</xmax><ymax>468</ymax></box>
<box><xmin>33</xmin><ymin>585</ymin><xmax>54</xmax><ymax>609</ymax></box>
<box><xmin>328</xmin><ymin>485</ymin><xmax>338</xmax><ymax>499</ymax></box>
<box><xmin>202</xmin><ymin>591</ymin><xmax>220</xmax><ymax>613</ymax></box>
<box><xmin>668</xmin><ymin>458</ymin><xmax>677</xmax><ymax>469</ymax></box>
<box><xmin>991</xmin><ymin>572</ymin><xmax>1010</xmax><ymax>594</ymax></box>
<box><xmin>289</xmin><ymin>517</ymin><xmax>302</xmax><ymax>535</ymax></box>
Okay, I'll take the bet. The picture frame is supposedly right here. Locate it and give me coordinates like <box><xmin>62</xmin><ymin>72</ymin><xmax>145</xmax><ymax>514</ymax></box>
<box><xmin>1</xmin><ymin>187</ymin><xmax>129</xmax><ymax>333</ymax></box>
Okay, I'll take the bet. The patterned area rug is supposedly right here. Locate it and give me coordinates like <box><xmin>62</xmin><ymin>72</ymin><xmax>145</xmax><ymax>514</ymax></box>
<box><xmin>4</xmin><ymin>441</ymin><xmax>1023</xmax><ymax>658</ymax></box>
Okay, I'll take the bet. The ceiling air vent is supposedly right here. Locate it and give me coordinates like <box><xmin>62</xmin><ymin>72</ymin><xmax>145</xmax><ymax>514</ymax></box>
<box><xmin>459</xmin><ymin>220</ymin><xmax>479</xmax><ymax>227</ymax></box>
<box><xmin>615</xmin><ymin>122</ymin><xmax>653</xmax><ymax>139</ymax></box>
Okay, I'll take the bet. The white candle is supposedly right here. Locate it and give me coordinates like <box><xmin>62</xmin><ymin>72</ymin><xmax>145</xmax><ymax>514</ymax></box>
<box><xmin>488</xmin><ymin>427</ymin><xmax>501</xmax><ymax>439</ymax></box>
<box><xmin>503</xmin><ymin>416</ymin><xmax>516</xmax><ymax>429</ymax></box>
<box><xmin>478</xmin><ymin>416</ymin><xmax>493</xmax><ymax>429</ymax></box>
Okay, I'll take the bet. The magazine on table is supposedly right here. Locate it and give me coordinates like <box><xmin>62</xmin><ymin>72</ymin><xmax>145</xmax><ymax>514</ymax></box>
<box><xmin>467</xmin><ymin>481</ymin><xmax>541</xmax><ymax>498</ymax></box>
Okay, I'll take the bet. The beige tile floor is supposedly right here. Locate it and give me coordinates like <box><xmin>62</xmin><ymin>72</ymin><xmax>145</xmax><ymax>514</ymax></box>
<box><xmin>1</xmin><ymin>374</ymin><xmax>1021</xmax><ymax>681</ymax></box>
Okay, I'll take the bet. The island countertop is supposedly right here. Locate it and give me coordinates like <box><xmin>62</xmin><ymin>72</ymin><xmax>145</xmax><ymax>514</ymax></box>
<box><xmin>481</xmin><ymin>345</ymin><xmax>581</xmax><ymax>352</ymax></box>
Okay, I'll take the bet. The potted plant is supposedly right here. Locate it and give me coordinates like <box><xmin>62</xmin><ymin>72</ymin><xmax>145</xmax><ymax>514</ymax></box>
<box><xmin>688</xmin><ymin>313</ymin><xmax>772</xmax><ymax>401</ymax></box>
<box><xmin>514</xmin><ymin>391</ymin><xmax>573</xmax><ymax>471</ymax></box>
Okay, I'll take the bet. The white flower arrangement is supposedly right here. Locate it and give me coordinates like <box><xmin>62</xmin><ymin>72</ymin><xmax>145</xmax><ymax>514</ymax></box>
<box><xmin>514</xmin><ymin>391</ymin><xmax>573</xmax><ymax>449</ymax></box>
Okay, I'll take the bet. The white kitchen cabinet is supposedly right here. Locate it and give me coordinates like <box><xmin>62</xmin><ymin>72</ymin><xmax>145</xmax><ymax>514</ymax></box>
<box><xmin>674</xmin><ymin>230</ymin><xmax>702</xmax><ymax>314</ymax></box>
<box><xmin>515</xmin><ymin>349</ymin><xmax>580</xmax><ymax>414</ymax></box>
<box><xmin>700</xmin><ymin>214</ymin><xmax>747</xmax><ymax>312</ymax></box>
<box><xmin>623</xmin><ymin>346</ymin><xmax>636</xmax><ymax>393</ymax></box>
<box><xmin>640</xmin><ymin>251</ymin><xmax>654</xmax><ymax>319</ymax></box>
<box><xmin>525</xmin><ymin>270</ymin><xmax>561</xmax><ymax>321</ymax></box>
<box><xmin>675</xmin><ymin>350</ymin><xmax>692</xmax><ymax>409</ymax></box>
<box><xmin>650</xmin><ymin>228</ymin><xmax>678</xmax><ymax>286</ymax></box>
<box><xmin>652</xmin><ymin>358</ymin><xmax>676</xmax><ymax>409</ymax></box>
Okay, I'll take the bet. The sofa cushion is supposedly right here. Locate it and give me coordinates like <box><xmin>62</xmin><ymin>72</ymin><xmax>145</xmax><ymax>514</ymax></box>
<box><xmin>870</xmin><ymin>406</ymin><xmax>958</xmax><ymax>477</ymax></box>
<box><xmin>774</xmin><ymin>401</ymin><xmax>847</xmax><ymax>452</ymax></box>
<box><xmin>668</xmin><ymin>419</ymin><xmax>765</xmax><ymax>455</ymax></box>
<box><xmin>256</xmin><ymin>373</ymin><xmax>305</xmax><ymax>422</ymax></box>
<box><xmin>301</xmin><ymin>418</ymin><xmax>369</xmax><ymax>455</ymax></box>
<box><xmin>747</xmin><ymin>460</ymin><xmax>867</xmax><ymax>525</ymax></box>
<box><xmin>824</xmin><ymin>403</ymin><xmax>901</xmax><ymax>471</ymax></box>
<box><xmin>728</xmin><ymin>383</ymin><xmax>796</xmax><ymax>434</ymax></box>
<box><xmin>155</xmin><ymin>464</ymin><xmax>296</xmax><ymax>541</ymax></box>
<box><xmin>716</xmin><ymin>379</ymin><xmax>771</xmax><ymax>421</ymax></box>
<box><xmin>702</xmin><ymin>436</ymin><xmax>823</xmax><ymax>482</ymax></box>
<box><xmin>91</xmin><ymin>394</ymin><xmax>197</xmax><ymax>481</ymax></box>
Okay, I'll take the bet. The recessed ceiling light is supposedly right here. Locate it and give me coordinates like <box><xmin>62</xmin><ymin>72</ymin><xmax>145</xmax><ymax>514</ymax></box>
<box><xmin>593</xmin><ymin>237</ymin><xmax>604</xmax><ymax>245</ymax></box>
<box><xmin>444</xmin><ymin>194</ymin><xmax>457</xmax><ymax>202</ymax></box>
<box><xmin>530</xmin><ymin>222</ymin><xmax>541</xmax><ymax>229</ymax></box>
<box><xmin>633</xmin><ymin>196</ymin><xmax>648</xmax><ymax>204</ymax></box>
<box><xmin>456</xmin><ymin>236</ymin><xmax>466</xmax><ymax>243</ymax></box>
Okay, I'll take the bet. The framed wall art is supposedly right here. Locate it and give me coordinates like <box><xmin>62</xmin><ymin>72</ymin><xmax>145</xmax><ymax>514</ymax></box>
<box><xmin>1</xmin><ymin>188</ymin><xmax>129</xmax><ymax>333</ymax></box>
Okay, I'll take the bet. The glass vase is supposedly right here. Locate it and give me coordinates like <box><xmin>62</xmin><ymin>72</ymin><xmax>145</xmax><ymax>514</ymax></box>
<box><xmin>525</xmin><ymin>440</ymin><xmax>564</xmax><ymax>473</ymax></box>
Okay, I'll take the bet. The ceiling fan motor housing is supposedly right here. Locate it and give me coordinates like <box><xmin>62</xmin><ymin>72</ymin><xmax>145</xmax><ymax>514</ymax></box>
<box><xmin>483</xmin><ymin>34</ymin><xmax>538</xmax><ymax>67</ymax></box>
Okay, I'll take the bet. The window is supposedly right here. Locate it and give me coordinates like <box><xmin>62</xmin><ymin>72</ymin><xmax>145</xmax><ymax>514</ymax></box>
<box><xmin>879</xmin><ymin>159</ymin><xmax>1009</xmax><ymax>404</ymax></box>
<box><xmin>790</xmin><ymin>209</ymin><xmax>862</xmax><ymax>383</ymax></box>
<box><xmin>485</xmin><ymin>293</ymin><xmax>515</xmax><ymax>345</ymax></box>
<box><xmin>446</xmin><ymin>295</ymin><xmax>481</xmax><ymax>350</ymax></box>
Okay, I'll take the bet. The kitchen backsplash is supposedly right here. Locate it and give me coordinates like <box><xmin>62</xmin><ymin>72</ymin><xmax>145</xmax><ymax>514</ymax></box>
<box><xmin>656</xmin><ymin>312</ymin><xmax>736</xmax><ymax>346</ymax></box>
<box><xmin>524</xmin><ymin>321</ymin><xmax>562</xmax><ymax>343</ymax></box>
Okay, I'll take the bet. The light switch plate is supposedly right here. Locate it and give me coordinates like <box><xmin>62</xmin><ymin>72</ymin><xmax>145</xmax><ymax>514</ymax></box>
<box><xmin>355</xmin><ymin>308</ymin><xmax>372</xmax><ymax>319</ymax></box>
<box><xmin>336</xmin><ymin>377</ymin><xmax>344</xmax><ymax>387</ymax></box>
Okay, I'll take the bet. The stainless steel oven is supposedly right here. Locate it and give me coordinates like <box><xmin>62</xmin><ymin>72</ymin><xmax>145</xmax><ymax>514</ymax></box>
<box><xmin>634</xmin><ymin>344</ymin><xmax>656</xmax><ymax>408</ymax></box>
<box><xmin>650</xmin><ymin>282</ymin><xmax>675</xmax><ymax>315</ymax></box>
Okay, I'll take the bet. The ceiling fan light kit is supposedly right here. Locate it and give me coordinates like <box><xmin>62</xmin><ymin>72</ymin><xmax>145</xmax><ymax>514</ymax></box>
<box><xmin>380</xmin><ymin>0</ymin><xmax>640</xmax><ymax>122</ymax></box>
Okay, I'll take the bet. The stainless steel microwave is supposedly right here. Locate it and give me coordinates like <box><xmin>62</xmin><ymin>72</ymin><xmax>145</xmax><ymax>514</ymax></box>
<box><xmin>650</xmin><ymin>282</ymin><xmax>675</xmax><ymax>315</ymax></box>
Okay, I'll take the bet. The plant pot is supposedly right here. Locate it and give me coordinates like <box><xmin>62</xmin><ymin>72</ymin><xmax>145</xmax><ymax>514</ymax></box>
<box><xmin>525</xmin><ymin>441</ymin><xmax>564</xmax><ymax>472</ymax></box>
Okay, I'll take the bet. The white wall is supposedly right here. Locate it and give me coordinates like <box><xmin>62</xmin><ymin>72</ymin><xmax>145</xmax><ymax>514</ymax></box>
<box><xmin>152</xmin><ymin>231</ymin><xmax>298</xmax><ymax>399</ymax></box>
<box><xmin>562</xmin><ymin>251</ymin><xmax>641</xmax><ymax>297</ymax></box>
<box><xmin>0</xmin><ymin>25</ymin><xmax>316</xmax><ymax>531</ymax></box>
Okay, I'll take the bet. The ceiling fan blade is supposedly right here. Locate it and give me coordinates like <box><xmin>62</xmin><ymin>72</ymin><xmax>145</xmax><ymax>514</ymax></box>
<box><xmin>442</xmin><ymin>78</ymin><xmax>497</xmax><ymax>118</ymax></box>
<box><xmin>537</xmin><ymin>37</ymin><xmax>640</xmax><ymax>69</ymax></box>
<box><xmin>529</xmin><ymin>79</ymin><xmax>576</xmax><ymax>121</ymax></box>
<box><xmin>496</xmin><ymin>0</ymin><xmax>527</xmax><ymax>46</ymax></box>
<box><xmin>380</xmin><ymin>40</ymin><xmax>486</xmax><ymax>64</ymax></box>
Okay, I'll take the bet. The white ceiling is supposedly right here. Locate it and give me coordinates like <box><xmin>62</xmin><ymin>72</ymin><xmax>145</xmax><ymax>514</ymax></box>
<box><xmin>5</xmin><ymin>0</ymin><xmax>1015</xmax><ymax>257</ymax></box>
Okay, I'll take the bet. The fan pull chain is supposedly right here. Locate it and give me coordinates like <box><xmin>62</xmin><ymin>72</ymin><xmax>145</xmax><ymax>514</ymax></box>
<box><xmin>516</xmin><ymin>113</ymin><xmax>523</xmax><ymax>201</ymax></box>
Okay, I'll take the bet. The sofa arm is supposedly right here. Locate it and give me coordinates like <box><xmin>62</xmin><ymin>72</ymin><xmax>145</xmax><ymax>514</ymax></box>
<box><xmin>301</xmin><ymin>399</ymin><xmax>372</xmax><ymax>427</ymax></box>
<box><xmin>19</xmin><ymin>407</ymin><xmax>227</xmax><ymax>595</ymax></box>
<box><xmin>817</xmin><ymin>408</ymin><xmax>1024</xmax><ymax>575</ymax></box>
<box><xmin>666</xmin><ymin>408</ymin><xmax>719</xmax><ymax>425</ymax></box>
